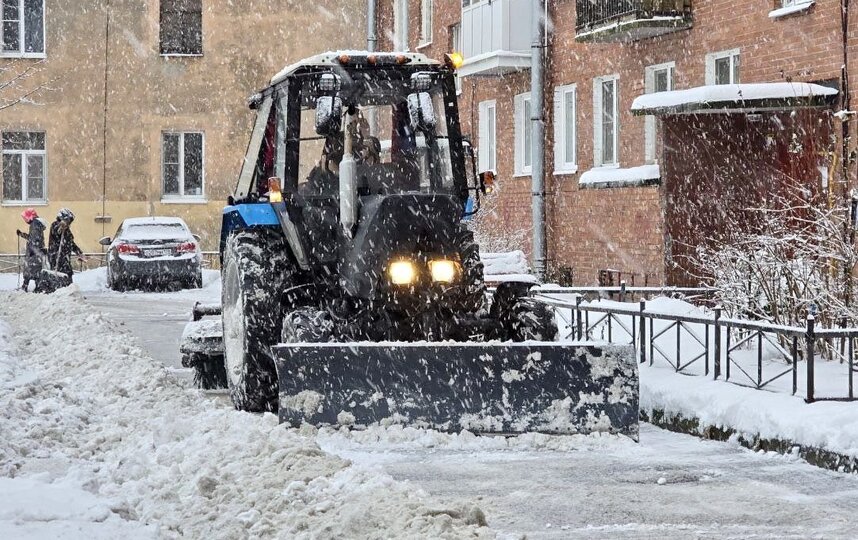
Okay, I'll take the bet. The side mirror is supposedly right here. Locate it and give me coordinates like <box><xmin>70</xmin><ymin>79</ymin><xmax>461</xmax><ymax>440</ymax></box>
<box><xmin>98</xmin><ymin>236</ymin><xmax>112</xmax><ymax>246</ymax></box>
<box><xmin>479</xmin><ymin>170</ymin><xmax>496</xmax><ymax>195</ymax></box>
<box><xmin>192</xmin><ymin>234</ymin><xmax>201</xmax><ymax>242</ymax></box>
<box><xmin>406</xmin><ymin>92</ymin><xmax>437</xmax><ymax>132</ymax></box>
<box><xmin>315</xmin><ymin>96</ymin><xmax>342</xmax><ymax>136</ymax></box>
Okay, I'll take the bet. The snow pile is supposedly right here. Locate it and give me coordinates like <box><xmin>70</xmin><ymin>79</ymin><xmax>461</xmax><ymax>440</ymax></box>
<box><xmin>0</xmin><ymin>288</ymin><xmax>492</xmax><ymax>539</ymax></box>
<box><xmin>480</xmin><ymin>251</ymin><xmax>535</xmax><ymax>283</ymax></box>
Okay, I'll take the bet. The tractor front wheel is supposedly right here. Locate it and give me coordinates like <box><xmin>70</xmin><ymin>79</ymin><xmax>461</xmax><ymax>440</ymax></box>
<box><xmin>222</xmin><ymin>229</ymin><xmax>290</xmax><ymax>412</ymax></box>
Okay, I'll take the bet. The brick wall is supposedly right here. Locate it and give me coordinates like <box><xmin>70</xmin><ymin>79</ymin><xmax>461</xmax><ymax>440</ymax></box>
<box><xmin>376</xmin><ymin>0</ymin><xmax>855</xmax><ymax>285</ymax></box>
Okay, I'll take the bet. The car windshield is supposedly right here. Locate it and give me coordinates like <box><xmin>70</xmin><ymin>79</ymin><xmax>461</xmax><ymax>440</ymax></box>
<box><xmin>277</xmin><ymin>70</ymin><xmax>456</xmax><ymax>196</ymax></box>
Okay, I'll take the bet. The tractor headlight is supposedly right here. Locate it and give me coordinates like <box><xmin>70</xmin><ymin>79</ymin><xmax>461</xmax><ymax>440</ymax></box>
<box><xmin>388</xmin><ymin>260</ymin><xmax>416</xmax><ymax>285</ymax></box>
<box><xmin>429</xmin><ymin>260</ymin><xmax>458</xmax><ymax>283</ymax></box>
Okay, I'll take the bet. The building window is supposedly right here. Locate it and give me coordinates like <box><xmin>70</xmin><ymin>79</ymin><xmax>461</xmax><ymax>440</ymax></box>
<box><xmin>514</xmin><ymin>93</ymin><xmax>532</xmax><ymax>176</ymax></box>
<box><xmin>162</xmin><ymin>132</ymin><xmax>204</xmax><ymax>199</ymax></box>
<box><xmin>781</xmin><ymin>0</ymin><xmax>812</xmax><ymax>7</ymax></box>
<box><xmin>449</xmin><ymin>23</ymin><xmax>461</xmax><ymax>94</ymax></box>
<box><xmin>706</xmin><ymin>49</ymin><xmax>740</xmax><ymax>85</ymax></box>
<box><xmin>593</xmin><ymin>75</ymin><xmax>619</xmax><ymax>167</ymax></box>
<box><xmin>393</xmin><ymin>0</ymin><xmax>408</xmax><ymax>50</ymax></box>
<box><xmin>419</xmin><ymin>0</ymin><xmax>433</xmax><ymax>46</ymax></box>
<box><xmin>1</xmin><ymin>0</ymin><xmax>45</xmax><ymax>57</ymax></box>
<box><xmin>2</xmin><ymin>131</ymin><xmax>46</xmax><ymax>204</ymax></box>
<box><xmin>160</xmin><ymin>0</ymin><xmax>202</xmax><ymax>56</ymax></box>
<box><xmin>644</xmin><ymin>62</ymin><xmax>674</xmax><ymax>163</ymax></box>
<box><xmin>553</xmin><ymin>84</ymin><xmax>577</xmax><ymax>174</ymax></box>
<box><xmin>478</xmin><ymin>100</ymin><xmax>496</xmax><ymax>172</ymax></box>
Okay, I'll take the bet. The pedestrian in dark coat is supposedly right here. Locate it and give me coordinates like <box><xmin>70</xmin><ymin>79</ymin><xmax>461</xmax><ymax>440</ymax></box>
<box><xmin>48</xmin><ymin>208</ymin><xmax>84</xmax><ymax>277</ymax></box>
<box><xmin>16</xmin><ymin>208</ymin><xmax>47</xmax><ymax>292</ymax></box>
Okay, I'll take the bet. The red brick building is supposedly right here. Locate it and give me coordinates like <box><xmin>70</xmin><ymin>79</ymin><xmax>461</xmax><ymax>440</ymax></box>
<box><xmin>375</xmin><ymin>0</ymin><xmax>856</xmax><ymax>285</ymax></box>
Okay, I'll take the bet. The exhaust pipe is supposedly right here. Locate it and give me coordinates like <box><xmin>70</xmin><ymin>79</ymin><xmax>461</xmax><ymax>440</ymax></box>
<box><xmin>340</xmin><ymin>110</ymin><xmax>358</xmax><ymax>236</ymax></box>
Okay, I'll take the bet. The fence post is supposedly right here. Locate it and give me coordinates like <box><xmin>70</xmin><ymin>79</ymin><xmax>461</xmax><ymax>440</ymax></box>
<box><xmin>619</xmin><ymin>280</ymin><xmax>627</xmax><ymax>303</ymax></box>
<box><xmin>638</xmin><ymin>300</ymin><xmax>646</xmax><ymax>364</ymax></box>
<box><xmin>806</xmin><ymin>315</ymin><xmax>815</xmax><ymax>403</ymax></box>
<box><xmin>713</xmin><ymin>307</ymin><xmax>721</xmax><ymax>380</ymax></box>
<box><xmin>575</xmin><ymin>295</ymin><xmax>583</xmax><ymax>341</ymax></box>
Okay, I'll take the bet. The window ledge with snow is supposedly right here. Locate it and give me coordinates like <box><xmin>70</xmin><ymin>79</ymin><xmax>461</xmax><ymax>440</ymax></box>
<box><xmin>769</xmin><ymin>1</ymin><xmax>814</xmax><ymax>19</ymax></box>
<box><xmin>553</xmin><ymin>166</ymin><xmax>579</xmax><ymax>176</ymax></box>
<box><xmin>2</xmin><ymin>200</ymin><xmax>48</xmax><ymax>207</ymax></box>
<box><xmin>579</xmin><ymin>164</ymin><xmax>661</xmax><ymax>189</ymax></box>
<box><xmin>160</xmin><ymin>197</ymin><xmax>209</xmax><ymax>205</ymax></box>
<box><xmin>0</xmin><ymin>52</ymin><xmax>46</xmax><ymax>59</ymax></box>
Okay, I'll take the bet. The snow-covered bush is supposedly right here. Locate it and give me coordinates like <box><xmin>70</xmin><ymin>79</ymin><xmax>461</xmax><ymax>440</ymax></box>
<box><xmin>467</xmin><ymin>189</ymin><xmax>530</xmax><ymax>254</ymax></box>
<box><xmin>691</xmin><ymin>178</ymin><xmax>857</xmax><ymax>333</ymax></box>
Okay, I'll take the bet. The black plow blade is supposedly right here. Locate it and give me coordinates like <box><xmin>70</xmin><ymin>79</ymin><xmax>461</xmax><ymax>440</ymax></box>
<box><xmin>273</xmin><ymin>342</ymin><xmax>639</xmax><ymax>440</ymax></box>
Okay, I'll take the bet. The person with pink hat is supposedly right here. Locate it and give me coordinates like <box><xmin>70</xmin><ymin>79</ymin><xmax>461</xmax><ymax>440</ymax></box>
<box><xmin>16</xmin><ymin>208</ymin><xmax>48</xmax><ymax>292</ymax></box>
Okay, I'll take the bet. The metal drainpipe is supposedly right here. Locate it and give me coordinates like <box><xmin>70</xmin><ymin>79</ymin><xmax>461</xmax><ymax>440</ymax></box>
<box><xmin>530</xmin><ymin>0</ymin><xmax>547</xmax><ymax>280</ymax></box>
<box><xmin>367</xmin><ymin>0</ymin><xmax>377</xmax><ymax>52</ymax></box>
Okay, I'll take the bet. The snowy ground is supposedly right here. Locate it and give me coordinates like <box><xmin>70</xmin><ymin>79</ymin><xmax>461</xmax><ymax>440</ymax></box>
<box><xmin>3</xmin><ymin>271</ymin><xmax>858</xmax><ymax>538</ymax></box>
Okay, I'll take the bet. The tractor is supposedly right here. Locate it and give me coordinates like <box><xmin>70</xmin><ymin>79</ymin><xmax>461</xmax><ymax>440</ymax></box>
<box><xmin>183</xmin><ymin>51</ymin><xmax>638</xmax><ymax>437</ymax></box>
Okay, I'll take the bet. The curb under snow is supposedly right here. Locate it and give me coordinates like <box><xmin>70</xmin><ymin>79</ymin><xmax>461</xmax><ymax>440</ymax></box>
<box><xmin>640</xmin><ymin>368</ymin><xmax>858</xmax><ymax>474</ymax></box>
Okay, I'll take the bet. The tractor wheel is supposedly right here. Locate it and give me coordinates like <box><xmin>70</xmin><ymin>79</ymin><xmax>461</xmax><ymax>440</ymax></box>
<box><xmin>222</xmin><ymin>229</ymin><xmax>290</xmax><ymax>412</ymax></box>
<box><xmin>454</xmin><ymin>225</ymin><xmax>486</xmax><ymax>313</ymax></box>
<box><xmin>506</xmin><ymin>297</ymin><xmax>558</xmax><ymax>341</ymax></box>
<box><xmin>491</xmin><ymin>283</ymin><xmax>558</xmax><ymax>342</ymax></box>
<box><xmin>281</xmin><ymin>307</ymin><xmax>334</xmax><ymax>343</ymax></box>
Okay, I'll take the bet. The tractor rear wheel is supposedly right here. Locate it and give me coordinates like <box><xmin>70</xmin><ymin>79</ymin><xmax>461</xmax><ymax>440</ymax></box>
<box><xmin>222</xmin><ymin>229</ymin><xmax>290</xmax><ymax>412</ymax></box>
<box><xmin>454</xmin><ymin>225</ymin><xmax>486</xmax><ymax>313</ymax></box>
<box><xmin>491</xmin><ymin>283</ymin><xmax>558</xmax><ymax>342</ymax></box>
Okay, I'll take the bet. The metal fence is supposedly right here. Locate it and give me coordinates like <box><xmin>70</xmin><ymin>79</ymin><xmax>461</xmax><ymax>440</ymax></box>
<box><xmin>534</xmin><ymin>291</ymin><xmax>857</xmax><ymax>403</ymax></box>
<box><xmin>0</xmin><ymin>251</ymin><xmax>221</xmax><ymax>273</ymax></box>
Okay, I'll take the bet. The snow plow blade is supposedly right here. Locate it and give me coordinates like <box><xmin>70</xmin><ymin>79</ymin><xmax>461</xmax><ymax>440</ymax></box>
<box><xmin>273</xmin><ymin>342</ymin><xmax>639</xmax><ymax>440</ymax></box>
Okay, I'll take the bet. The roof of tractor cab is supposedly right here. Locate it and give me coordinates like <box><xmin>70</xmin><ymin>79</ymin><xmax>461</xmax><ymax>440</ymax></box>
<box><xmin>269</xmin><ymin>51</ymin><xmax>441</xmax><ymax>86</ymax></box>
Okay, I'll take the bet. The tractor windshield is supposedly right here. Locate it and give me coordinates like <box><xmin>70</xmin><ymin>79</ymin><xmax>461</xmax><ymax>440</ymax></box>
<box><xmin>284</xmin><ymin>69</ymin><xmax>457</xmax><ymax>197</ymax></box>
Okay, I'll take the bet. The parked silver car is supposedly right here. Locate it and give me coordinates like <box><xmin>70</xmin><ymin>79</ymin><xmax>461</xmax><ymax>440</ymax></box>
<box><xmin>100</xmin><ymin>217</ymin><xmax>202</xmax><ymax>291</ymax></box>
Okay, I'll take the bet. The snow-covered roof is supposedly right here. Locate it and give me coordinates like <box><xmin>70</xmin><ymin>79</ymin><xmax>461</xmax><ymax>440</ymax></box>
<box><xmin>270</xmin><ymin>51</ymin><xmax>440</xmax><ymax>86</ymax></box>
<box><xmin>631</xmin><ymin>82</ymin><xmax>838</xmax><ymax>116</ymax></box>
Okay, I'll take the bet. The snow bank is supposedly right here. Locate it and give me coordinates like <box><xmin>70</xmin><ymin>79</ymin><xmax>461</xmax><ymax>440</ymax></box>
<box><xmin>641</xmin><ymin>368</ymin><xmax>858</xmax><ymax>459</ymax></box>
<box><xmin>0</xmin><ymin>288</ymin><xmax>492</xmax><ymax>539</ymax></box>
<box><xmin>480</xmin><ymin>251</ymin><xmax>537</xmax><ymax>283</ymax></box>
<box><xmin>569</xmin><ymin>295</ymin><xmax>858</xmax><ymax>460</ymax></box>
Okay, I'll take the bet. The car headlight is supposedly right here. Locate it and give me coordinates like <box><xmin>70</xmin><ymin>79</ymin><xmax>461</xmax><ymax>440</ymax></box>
<box><xmin>388</xmin><ymin>260</ymin><xmax>416</xmax><ymax>285</ymax></box>
<box><xmin>429</xmin><ymin>260</ymin><xmax>458</xmax><ymax>283</ymax></box>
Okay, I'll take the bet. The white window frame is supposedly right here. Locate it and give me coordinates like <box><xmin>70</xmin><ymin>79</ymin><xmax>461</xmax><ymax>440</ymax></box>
<box><xmin>644</xmin><ymin>62</ymin><xmax>674</xmax><ymax>163</ymax></box>
<box><xmin>449</xmin><ymin>22</ymin><xmax>462</xmax><ymax>94</ymax></box>
<box><xmin>593</xmin><ymin>74</ymin><xmax>620</xmax><ymax>168</ymax></box>
<box><xmin>1</xmin><ymin>131</ymin><xmax>46</xmax><ymax>204</ymax></box>
<box><xmin>514</xmin><ymin>92</ymin><xmax>532</xmax><ymax>176</ymax></box>
<box><xmin>1</xmin><ymin>0</ymin><xmax>46</xmax><ymax>58</ymax></box>
<box><xmin>419</xmin><ymin>0</ymin><xmax>434</xmax><ymax>47</ymax></box>
<box><xmin>393</xmin><ymin>0</ymin><xmax>409</xmax><ymax>50</ymax></box>
<box><xmin>553</xmin><ymin>84</ymin><xmax>577</xmax><ymax>174</ymax></box>
<box><xmin>161</xmin><ymin>131</ymin><xmax>206</xmax><ymax>202</ymax></box>
<box><xmin>706</xmin><ymin>48</ymin><xmax>740</xmax><ymax>85</ymax></box>
<box><xmin>478</xmin><ymin>99</ymin><xmax>496</xmax><ymax>172</ymax></box>
<box><xmin>781</xmin><ymin>0</ymin><xmax>813</xmax><ymax>7</ymax></box>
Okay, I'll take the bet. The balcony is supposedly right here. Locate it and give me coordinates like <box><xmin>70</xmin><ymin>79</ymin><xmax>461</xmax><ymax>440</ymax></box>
<box><xmin>459</xmin><ymin>0</ymin><xmax>533</xmax><ymax>78</ymax></box>
<box><xmin>575</xmin><ymin>0</ymin><xmax>693</xmax><ymax>43</ymax></box>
